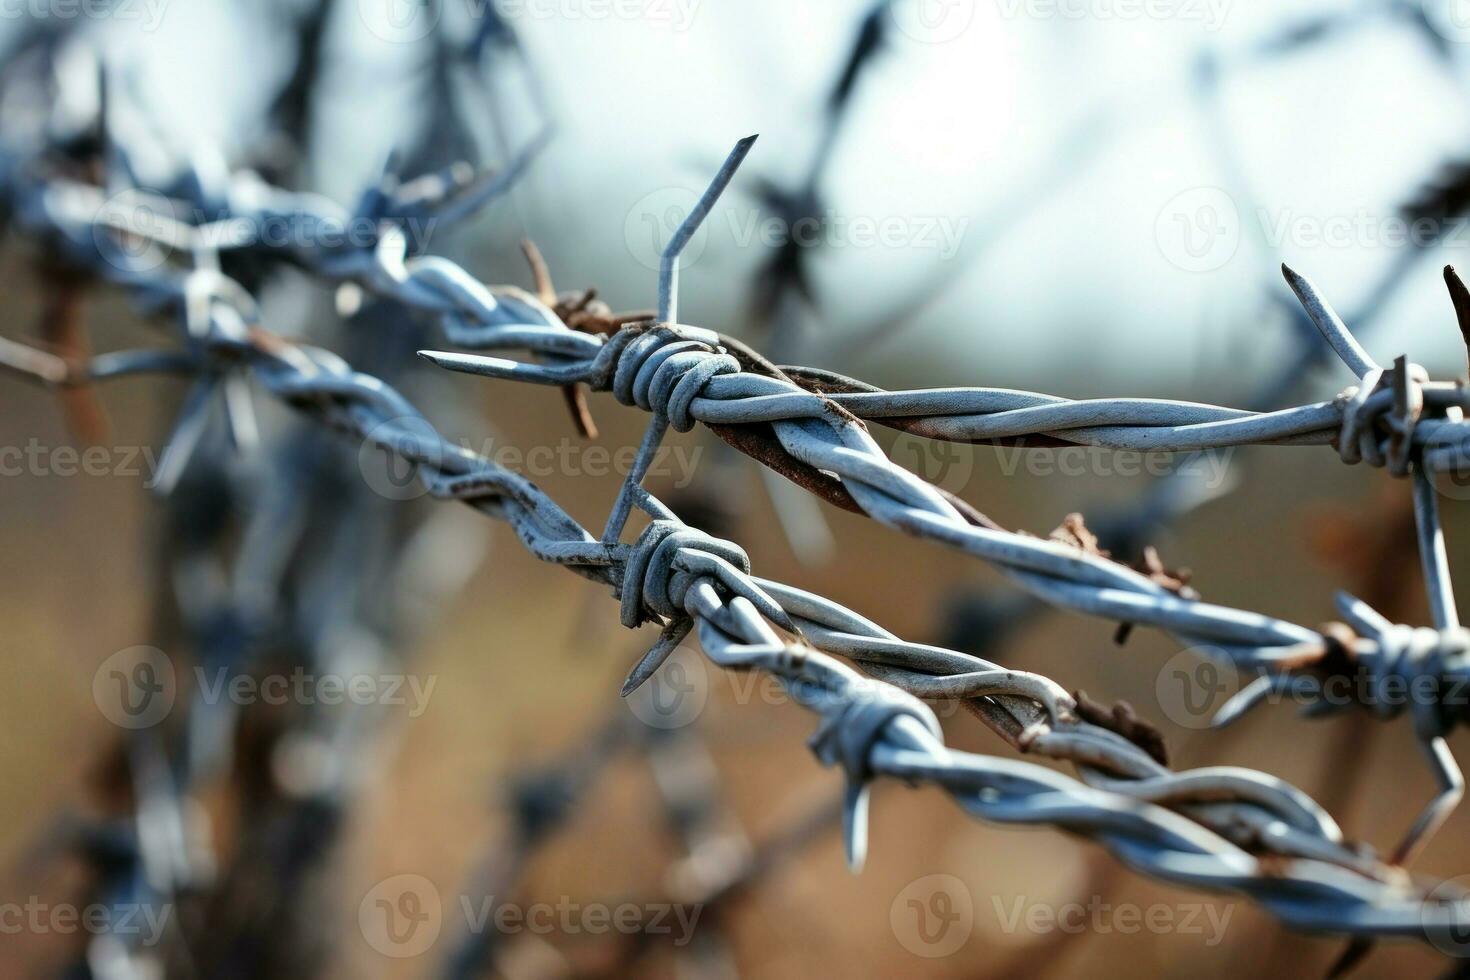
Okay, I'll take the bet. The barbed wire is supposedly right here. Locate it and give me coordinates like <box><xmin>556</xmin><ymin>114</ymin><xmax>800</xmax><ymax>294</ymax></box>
<box><xmin>408</xmin><ymin>140</ymin><xmax>1470</xmax><ymax>863</ymax></box>
<box><xmin>10</xmin><ymin>270</ymin><xmax>1470</xmax><ymax>940</ymax></box>
<box><xmin>5</xmin><ymin>19</ymin><xmax>1470</xmax><ymax>961</ymax></box>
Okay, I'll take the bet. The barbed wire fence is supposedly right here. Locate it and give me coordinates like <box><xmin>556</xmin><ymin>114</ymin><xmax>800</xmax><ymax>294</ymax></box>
<box><xmin>5</xmin><ymin>5</ymin><xmax>1470</xmax><ymax>977</ymax></box>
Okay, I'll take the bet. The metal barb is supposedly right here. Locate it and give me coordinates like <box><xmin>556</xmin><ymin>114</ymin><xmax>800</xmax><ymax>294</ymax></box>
<box><xmin>658</xmin><ymin>135</ymin><xmax>758</xmax><ymax>323</ymax></box>
<box><xmin>1282</xmin><ymin>263</ymin><xmax>1380</xmax><ymax>378</ymax></box>
<box><xmin>1445</xmin><ymin>264</ymin><xmax>1470</xmax><ymax>377</ymax></box>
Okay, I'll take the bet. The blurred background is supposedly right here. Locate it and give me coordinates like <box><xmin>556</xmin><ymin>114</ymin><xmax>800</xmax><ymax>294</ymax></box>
<box><xmin>3</xmin><ymin>0</ymin><xmax>1470</xmax><ymax>977</ymax></box>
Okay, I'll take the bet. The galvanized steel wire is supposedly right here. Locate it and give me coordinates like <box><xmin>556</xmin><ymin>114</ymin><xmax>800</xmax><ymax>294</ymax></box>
<box><xmin>5</xmin><ymin>31</ymin><xmax>1470</xmax><ymax>956</ymax></box>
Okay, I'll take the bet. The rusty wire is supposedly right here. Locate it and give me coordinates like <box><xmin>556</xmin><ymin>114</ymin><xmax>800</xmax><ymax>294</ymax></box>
<box><xmin>5</xmin><ymin>23</ymin><xmax>1470</xmax><ymax>963</ymax></box>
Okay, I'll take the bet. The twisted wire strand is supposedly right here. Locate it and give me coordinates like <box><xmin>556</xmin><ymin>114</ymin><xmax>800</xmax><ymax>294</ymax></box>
<box><xmin>7</xmin><ymin>260</ymin><xmax>1470</xmax><ymax>941</ymax></box>
<box><xmin>14</xmin><ymin>147</ymin><xmax>1470</xmax><ymax>788</ymax></box>
<box><xmin>15</xmin><ymin>61</ymin><xmax>1461</xmax><ymax>648</ymax></box>
<box><xmin>13</xmin><ymin>102</ymin><xmax>1470</xmax><ymax>790</ymax></box>
<box><xmin>4</xmin><ymin>42</ymin><xmax>1470</xmax><ymax>947</ymax></box>
<box><xmin>421</xmin><ymin>324</ymin><xmax>1470</xmax><ymax>707</ymax></box>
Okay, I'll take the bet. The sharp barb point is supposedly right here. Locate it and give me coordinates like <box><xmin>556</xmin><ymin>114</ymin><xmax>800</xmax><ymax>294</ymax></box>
<box><xmin>1444</xmin><ymin>264</ymin><xmax>1470</xmax><ymax>374</ymax></box>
